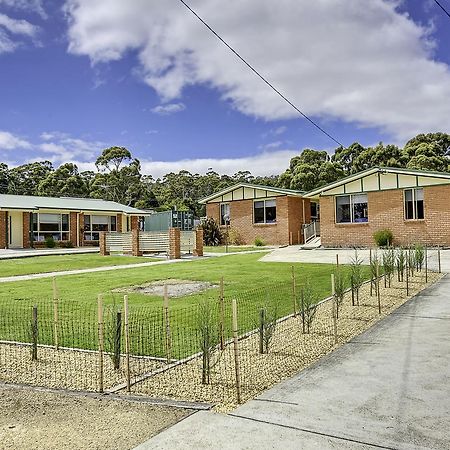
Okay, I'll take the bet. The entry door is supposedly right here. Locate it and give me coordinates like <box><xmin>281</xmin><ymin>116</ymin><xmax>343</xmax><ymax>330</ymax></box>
<box><xmin>8</xmin><ymin>211</ymin><xmax>23</xmax><ymax>248</ymax></box>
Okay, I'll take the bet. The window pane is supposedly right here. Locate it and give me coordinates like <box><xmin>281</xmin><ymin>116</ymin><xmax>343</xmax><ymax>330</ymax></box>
<box><xmin>415</xmin><ymin>188</ymin><xmax>424</xmax><ymax>201</ymax></box>
<box><xmin>353</xmin><ymin>194</ymin><xmax>368</xmax><ymax>222</ymax></box>
<box><xmin>254</xmin><ymin>201</ymin><xmax>265</xmax><ymax>224</ymax></box>
<box><xmin>92</xmin><ymin>215</ymin><xmax>109</xmax><ymax>224</ymax></box>
<box><xmin>92</xmin><ymin>223</ymin><xmax>108</xmax><ymax>232</ymax></box>
<box><xmin>416</xmin><ymin>200</ymin><xmax>424</xmax><ymax>219</ymax></box>
<box><xmin>405</xmin><ymin>189</ymin><xmax>414</xmax><ymax>219</ymax></box>
<box><xmin>32</xmin><ymin>213</ymin><xmax>38</xmax><ymax>231</ymax></box>
<box><xmin>40</xmin><ymin>223</ymin><xmax>60</xmax><ymax>232</ymax></box>
<box><xmin>265</xmin><ymin>199</ymin><xmax>276</xmax><ymax>208</ymax></box>
<box><xmin>220</xmin><ymin>204</ymin><xmax>230</xmax><ymax>225</ymax></box>
<box><xmin>84</xmin><ymin>215</ymin><xmax>91</xmax><ymax>231</ymax></box>
<box><xmin>336</xmin><ymin>196</ymin><xmax>351</xmax><ymax>223</ymax></box>
<box><xmin>266</xmin><ymin>204</ymin><xmax>276</xmax><ymax>223</ymax></box>
<box><xmin>62</xmin><ymin>214</ymin><xmax>69</xmax><ymax>231</ymax></box>
<box><xmin>39</xmin><ymin>213</ymin><xmax>60</xmax><ymax>223</ymax></box>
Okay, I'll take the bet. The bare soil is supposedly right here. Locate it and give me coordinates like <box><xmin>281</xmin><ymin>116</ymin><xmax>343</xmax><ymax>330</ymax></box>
<box><xmin>114</xmin><ymin>279</ymin><xmax>218</xmax><ymax>298</ymax></box>
<box><xmin>0</xmin><ymin>384</ymin><xmax>191</xmax><ymax>450</ymax></box>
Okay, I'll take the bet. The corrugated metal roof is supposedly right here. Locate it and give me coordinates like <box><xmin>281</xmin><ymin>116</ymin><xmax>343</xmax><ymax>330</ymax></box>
<box><xmin>0</xmin><ymin>194</ymin><xmax>147</xmax><ymax>214</ymax></box>
<box><xmin>199</xmin><ymin>183</ymin><xmax>305</xmax><ymax>204</ymax></box>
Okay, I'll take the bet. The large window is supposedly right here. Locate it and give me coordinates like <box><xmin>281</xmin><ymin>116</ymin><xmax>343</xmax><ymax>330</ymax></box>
<box><xmin>32</xmin><ymin>213</ymin><xmax>69</xmax><ymax>242</ymax></box>
<box><xmin>254</xmin><ymin>199</ymin><xmax>277</xmax><ymax>224</ymax></box>
<box><xmin>405</xmin><ymin>188</ymin><xmax>424</xmax><ymax>220</ymax></box>
<box><xmin>335</xmin><ymin>194</ymin><xmax>368</xmax><ymax>223</ymax></box>
<box><xmin>84</xmin><ymin>215</ymin><xmax>117</xmax><ymax>241</ymax></box>
<box><xmin>220</xmin><ymin>203</ymin><xmax>230</xmax><ymax>225</ymax></box>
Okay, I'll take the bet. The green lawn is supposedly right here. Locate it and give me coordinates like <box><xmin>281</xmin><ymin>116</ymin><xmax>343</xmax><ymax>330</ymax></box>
<box><xmin>0</xmin><ymin>253</ymin><xmax>157</xmax><ymax>277</ymax></box>
<box><xmin>204</xmin><ymin>245</ymin><xmax>271</xmax><ymax>253</ymax></box>
<box><xmin>0</xmin><ymin>253</ymin><xmax>369</xmax><ymax>357</ymax></box>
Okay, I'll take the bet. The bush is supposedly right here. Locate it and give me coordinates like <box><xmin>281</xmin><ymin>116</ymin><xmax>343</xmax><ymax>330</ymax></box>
<box><xmin>59</xmin><ymin>241</ymin><xmax>74</xmax><ymax>248</ymax></box>
<box><xmin>373</xmin><ymin>229</ymin><xmax>393</xmax><ymax>247</ymax></box>
<box><xmin>44</xmin><ymin>236</ymin><xmax>56</xmax><ymax>248</ymax></box>
<box><xmin>227</xmin><ymin>227</ymin><xmax>245</xmax><ymax>245</ymax></box>
<box><xmin>254</xmin><ymin>237</ymin><xmax>266</xmax><ymax>247</ymax></box>
<box><xmin>201</xmin><ymin>217</ymin><xmax>223</xmax><ymax>246</ymax></box>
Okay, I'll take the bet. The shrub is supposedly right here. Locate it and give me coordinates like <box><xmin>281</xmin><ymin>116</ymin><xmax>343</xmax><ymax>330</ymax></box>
<box><xmin>382</xmin><ymin>248</ymin><xmax>395</xmax><ymax>287</ymax></box>
<box><xmin>298</xmin><ymin>278</ymin><xmax>319</xmax><ymax>333</ymax></box>
<box><xmin>349</xmin><ymin>250</ymin><xmax>363</xmax><ymax>306</ymax></box>
<box><xmin>227</xmin><ymin>227</ymin><xmax>245</xmax><ymax>245</ymax></box>
<box><xmin>44</xmin><ymin>236</ymin><xmax>56</xmax><ymax>248</ymax></box>
<box><xmin>373</xmin><ymin>229</ymin><xmax>393</xmax><ymax>247</ymax></box>
<box><xmin>201</xmin><ymin>217</ymin><xmax>223</xmax><ymax>246</ymax></box>
<box><xmin>396</xmin><ymin>248</ymin><xmax>406</xmax><ymax>282</ymax></box>
<box><xmin>414</xmin><ymin>244</ymin><xmax>425</xmax><ymax>271</ymax></box>
<box><xmin>333</xmin><ymin>268</ymin><xmax>346</xmax><ymax>319</ymax></box>
<box><xmin>254</xmin><ymin>237</ymin><xmax>266</xmax><ymax>247</ymax></box>
<box><xmin>257</xmin><ymin>295</ymin><xmax>278</xmax><ymax>354</ymax></box>
<box><xmin>59</xmin><ymin>241</ymin><xmax>74</xmax><ymax>248</ymax></box>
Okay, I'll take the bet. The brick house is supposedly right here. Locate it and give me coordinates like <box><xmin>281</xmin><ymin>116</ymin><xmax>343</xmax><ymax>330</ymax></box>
<box><xmin>304</xmin><ymin>167</ymin><xmax>450</xmax><ymax>247</ymax></box>
<box><xmin>200</xmin><ymin>183</ymin><xmax>315</xmax><ymax>245</ymax></box>
<box><xmin>0</xmin><ymin>194</ymin><xmax>145</xmax><ymax>249</ymax></box>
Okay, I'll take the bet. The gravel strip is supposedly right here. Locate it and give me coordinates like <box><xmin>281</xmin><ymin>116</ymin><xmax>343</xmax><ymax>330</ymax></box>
<box><xmin>0</xmin><ymin>384</ymin><xmax>191</xmax><ymax>450</ymax></box>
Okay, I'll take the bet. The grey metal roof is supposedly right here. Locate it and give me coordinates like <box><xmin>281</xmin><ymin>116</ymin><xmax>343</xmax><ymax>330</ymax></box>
<box><xmin>0</xmin><ymin>194</ymin><xmax>147</xmax><ymax>215</ymax></box>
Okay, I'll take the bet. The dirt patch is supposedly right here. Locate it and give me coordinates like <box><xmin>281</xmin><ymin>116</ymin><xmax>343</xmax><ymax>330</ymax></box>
<box><xmin>114</xmin><ymin>279</ymin><xmax>218</xmax><ymax>298</ymax></box>
<box><xmin>0</xmin><ymin>384</ymin><xmax>191</xmax><ymax>450</ymax></box>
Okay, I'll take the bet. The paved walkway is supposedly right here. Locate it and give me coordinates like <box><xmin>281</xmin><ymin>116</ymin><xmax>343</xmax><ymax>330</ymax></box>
<box><xmin>0</xmin><ymin>247</ymin><xmax>99</xmax><ymax>259</ymax></box>
<box><xmin>138</xmin><ymin>276</ymin><xmax>450</xmax><ymax>449</ymax></box>
<box><xmin>260</xmin><ymin>246</ymin><xmax>447</xmax><ymax>272</ymax></box>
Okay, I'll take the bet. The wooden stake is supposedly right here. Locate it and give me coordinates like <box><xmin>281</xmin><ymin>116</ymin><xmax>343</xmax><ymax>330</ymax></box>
<box><xmin>369</xmin><ymin>249</ymin><xmax>373</xmax><ymax>296</ymax></box>
<box><xmin>31</xmin><ymin>305</ymin><xmax>38</xmax><ymax>361</ymax></box>
<box><xmin>336</xmin><ymin>254</ymin><xmax>339</xmax><ymax>268</ymax></box>
<box><xmin>114</xmin><ymin>311</ymin><xmax>122</xmax><ymax>370</ymax></box>
<box><xmin>232</xmin><ymin>298</ymin><xmax>242</xmax><ymax>404</ymax></box>
<box><xmin>291</xmin><ymin>266</ymin><xmax>297</xmax><ymax>317</ymax></box>
<box><xmin>163</xmin><ymin>285</ymin><xmax>172</xmax><ymax>363</ymax></box>
<box><xmin>425</xmin><ymin>246</ymin><xmax>428</xmax><ymax>283</ymax></box>
<box><xmin>406</xmin><ymin>259</ymin><xmax>409</xmax><ymax>297</ymax></box>
<box><xmin>259</xmin><ymin>308</ymin><xmax>265</xmax><ymax>354</ymax></box>
<box><xmin>52</xmin><ymin>277</ymin><xmax>59</xmax><ymax>350</ymax></box>
<box><xmin>438</xmin><ymin>246</ymin><xmax>441</xmax><ymax>273</ymax></box>
<box><xmin>123</xmin><ymin>295</ymin><xmax>131</xmax><ymax>392</ymax></box>
<box><xmin>331</xmin><ymin>274</ymin><xmax>337</xmax><ymax>344</ymax></box>
<box><xmin>376</xmin><ymin>263</ymin><xmax>381</xmax><ymax>315</ymax></box>
<box><xmin>97</xmin><ymin>294</ymin><xmax>104</xmax><ymax>393</ymax></box>
<box><xmin>219</xmin><ymin>277</ymin><xmax>225</xmax><ymax>350</ymax></box>
<box><xmin>300</xmin><ymin>287</ymin><xmax>306</xmax><ymax>334</ymax></box>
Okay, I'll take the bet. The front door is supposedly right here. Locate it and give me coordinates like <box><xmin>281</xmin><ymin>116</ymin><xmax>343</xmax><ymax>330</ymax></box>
<box><xmin>8</xmin><ymin>211</ymin><xmax>23</xmax><ymax>248</ymax></box>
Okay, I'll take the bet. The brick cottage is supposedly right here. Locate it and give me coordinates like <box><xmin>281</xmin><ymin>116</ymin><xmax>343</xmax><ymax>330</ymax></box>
<box><xmin>0</xmin><ymin>194</ymin><xmax>145</xmax><ymax>249</ymax></box>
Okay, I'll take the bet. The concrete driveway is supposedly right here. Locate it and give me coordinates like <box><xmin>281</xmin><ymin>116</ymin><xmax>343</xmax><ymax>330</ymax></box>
<box><xmin>260</xmin><ymin>245</ymin><xmax>448</xmax><ymax>272</ymax></box>
<box><xmin>138</xmin><ymin>275</ymin><xmax>450</xmax><ymax>450</ymax></box>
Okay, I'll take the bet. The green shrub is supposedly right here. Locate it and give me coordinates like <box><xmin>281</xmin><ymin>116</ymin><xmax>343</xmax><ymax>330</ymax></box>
<box><xmin>59</xmin><ymin>241</ymin><xmax>74</xmax><ymax>248</ymax></box>
<box><xmin>44</xmin><ymin>236</ymin><xmax>56</xmax><ymax>248</ymax></box>
<box><xmin>254</xmin><ymin>237</ymin><xmax>266</xmax><ymax>247</ymax></box>
<box><xmin>227</xmin><ymin>227</ymin><xmax>245</xmax><ymax>245</ymax></box>
<box><xmin>201</xmin><ymin>218</ymin><xmax>223</xmax><ymax>246</ymax></box>
<box><xmin>373</xmin><ymin>229</ymin><xmax>393</xmax><ymax>247</ymax></box>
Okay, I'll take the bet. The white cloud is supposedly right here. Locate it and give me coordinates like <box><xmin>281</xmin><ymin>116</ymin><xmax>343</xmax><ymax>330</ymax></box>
<box><xmin>0</xmin><ymin>130</ymin><xmax>32</xmax><ymax>150</ymax></box>
<box><xmin>0</xmin><ymin>0</ymin><xmax>47</xmax><ymax>19</ymax></box>
<box><xmin>66</xmin><ymin>0</ymin><xmax>450</xmax><ymax>140</ymax></box>
<box><xmin>0</xmin><ymin>13</ymin><xmax>38</xmax><ymax>36</ymax></box>
<box><xmin>0</xmin><ymin>9</ymin><xmax>41</xmax><ymax>53</ymax></box>
<box><xmin>139</xmin><ymin>149</ymin><xmax>299</xmax><ymax>179</ymax></box>
<box><xmin>151</xmin><ymin>102</ymin><xmax>186</xmax><ymax>116</ymax></box>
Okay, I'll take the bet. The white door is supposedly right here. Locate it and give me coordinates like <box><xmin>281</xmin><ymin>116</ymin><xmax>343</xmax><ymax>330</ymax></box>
<box><xmin>9</xmin><ymin>211</ymin><xmax>23</xmax><ymax>248</ymax></box>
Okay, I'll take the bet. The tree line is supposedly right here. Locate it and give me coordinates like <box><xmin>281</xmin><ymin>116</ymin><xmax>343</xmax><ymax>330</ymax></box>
<box><xmin>0</xmin><ymin>133</ymin><xmax>449</xmax><ymax>216</ymax></box>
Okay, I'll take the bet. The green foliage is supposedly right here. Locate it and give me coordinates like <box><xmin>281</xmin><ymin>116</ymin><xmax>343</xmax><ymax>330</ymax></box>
<box><xmin>382</xmin><ymin>248</ymin><xmax>395</xmax><ymax>287</ymax></box>
<box><xmin>201</xmin><ymin>217</ymin><xmax>223</xmax><ymax>246</ymax></box>
<box><xmin>227</xmin><ymin>227</ymin><xmax>245</xmax><ymax>245</ymax></box>
<box><xmin>38</xmin><ymin>163</ymin><xmax>89</xmax><ymax>198</ymax></box>
<box><xmin>414</xmin><ymin>244</ymin><xmax>425</xmax><ymax>271</ymax></box>
<box><xmin>370</xmin><ymin>251</ymin><xmax>380</xmax><ymax>296</ymax></box>
<box><xmin>59</xmin><ymin>240</ymin><xmax>74</xmax><ymax>248</ymax></box>
<box><xmin>349</xmin><ymin>250</ymin><xmax>364</xmax><ymax>306</ymax></box>
<box><xmin>333</xmin><ymin>268</ymin><xmax>346</xmax><ymax>319</ymax></box>
<box><xmin>258</xmin><ymin>295</ymin><xmax>279</xmax><ymax>354</ymax></box>
<box><xmin>44</xmin><ymin>236</ymin><xmax>56</xmax><ymax>248</ymax></box>
<box><xmin>373</xmin><ymin>229</ymin><xmax>393</xmax><ymax>247</ymax></box>
<box><xmin>254</xmin><ymin>237</ymin><xmax>266</xmax><ymax>247</ymax></box>
<box><xmin>396</xmin><ymin>248</ymin><xmax>406</xmax><ymax>282</ymax></box>
<box><xmin>298</xmin><ymin>278</ymin><xmax>320</xmax><ymax>333</ymax></box>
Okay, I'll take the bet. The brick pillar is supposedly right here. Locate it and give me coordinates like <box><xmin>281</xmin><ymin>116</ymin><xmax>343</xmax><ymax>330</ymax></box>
<box><xmin>0</xmin><ymin>211</ymin><xmax>7</xmax><ymax>249</ymax></box>
<box><xmin>99</xmin><ymin>231</ymin><xmax>110</xmax><ymax>256</ymax></box>
<box><xmin>194</xmin><ymin>228</ymin><xmax>204</xmax><ymax>257</ymax></box>
<box><xmin>169</xmin><ymin>227</ymin><xmax>181</xmax><ymax>260</ymax></box>
<box><xmin>70</xmin><ymin>212</ymin><xmax>78</xmax><ymax>246</ymax></box>
<box><xmin>132</xmin><ymin>228</ymin><xmax>143</xmax><ymax>256</ymax></box>
<box><xmin>23</xmin><ymin>212</ymin><xmax>31</xmax><ymax>248</ymax></box>
<box><xmin>79</xmin><ymin>213</ymin><xmax>85</xmax><ymax>247</ymax></box>
<box><xmin>131</xmin><ymin>215</ymin><xmax>139</xmax><ymax>231</ymax></box>
<box><xmin>117</xmin><ymin>214</ymin><xmax>123</xmax><ymax>232</ymax></box>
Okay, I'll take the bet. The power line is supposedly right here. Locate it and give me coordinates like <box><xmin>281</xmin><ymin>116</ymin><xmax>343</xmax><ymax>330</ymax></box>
<box><xmin>433</xmin><ymin>0</ymin><xmax>450</xmax><ymax>19</ymax></box>
<box><xmin>177</xmin><ymin>0</ymin><xmax>344</xmax><ymax>147</ymax></box>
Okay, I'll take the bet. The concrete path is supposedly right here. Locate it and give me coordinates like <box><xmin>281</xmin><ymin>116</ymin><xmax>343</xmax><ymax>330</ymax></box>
<box><xmin>260</xmin><ymin>246</ymin><xmax>447</xmax><ymax>272</ymax></box>
<box><xmin>0</xmin><ymin>247</ymin><xmax>99</xmax><ymax>259</ymax></box>
<box><xmin>0</xmin><ymin>257</ymin><xmax>192</xmax><ymax>283</ymax></box>
<box><xmin>138</xmin><ymin>276</ymin><xmax>450</xmax><ymax>450</ymax></box>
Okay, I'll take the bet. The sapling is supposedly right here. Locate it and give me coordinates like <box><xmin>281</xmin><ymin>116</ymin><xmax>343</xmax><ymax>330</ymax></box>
<box><xmin>257</xmin><ymin>295</ymin><xmax>279</xmax><ymax>354</ymax></box>
<box><xmin>349</xmin><ymin>250</ymin><xmax>363</xmax><ymax>306</ymax></box>
<box><xmin>396</xmin><ymin>247</ymin><xmax>405</xmax><ymax>282</ymax></box>
<box><xmin>382</xmin><ymin>248</ymin><xmax>395</xmax><ymax>288</ymax></box>
<box><xmin>297</xmin><ymin>278</ymin><xmax>319</xmax><ymax>333</ymax></box>
<box><xmin>370</xmin><ymin>251</ymin><xmax>379</xmax><ymax>296</ymax></box>
<box><xmin>414</xmin><ymin>244</ymin><xmax>425</xmax><ymax>271</ymax></box>
<box><xmin>334</xmin><ymin>268</ymin><xmax>346</xmax><ymax>319</ymax></box>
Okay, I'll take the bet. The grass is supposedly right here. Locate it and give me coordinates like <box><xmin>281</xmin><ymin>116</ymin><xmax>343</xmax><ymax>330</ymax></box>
<box><xmin>204</xmin><ymin>245</ymin><xmax>271</xmax><ymax>253</ymax></box>
<box><xmin>0</xmin><ymin>253</ymin><xmax>157</xmax><ymax>277</ymax></box>
<box><xmin>0</xmin><ymin>253</ymin><xmax>369</xmax><ymax>357</ymax></box>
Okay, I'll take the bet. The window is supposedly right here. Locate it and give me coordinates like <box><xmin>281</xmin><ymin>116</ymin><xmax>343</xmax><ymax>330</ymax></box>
<box><xmin>311</xmin><ymin>202</ymin><xmax>320</xmax><ymax>220</ymax></box>
<box><xmin>220</xmin><ymin>203</ymin><xmax>230</xmax><ymax>225</ymax></box>
<box><xmin>31</xmin><ymin>213</ymin><xmax>70</xmax><ymax>242</ymax></box>
<box><xmin>404</xmin><ymin>188</ymin><xmax>424</xmax><ymax>220</ymax></box>
<box><xmin>84</xmin><ymin>215</ymin><xmax>117</xmax><ymax>241</ymax></box>
<box><xmin>335</xmin><ymin>194</ymin><xmax>368</xmax><ymax>223</ymax></box>
<box><xmin>254</xmin><ymin>199</ymin><xmax>277</xmax><ymax>224</ymax></box>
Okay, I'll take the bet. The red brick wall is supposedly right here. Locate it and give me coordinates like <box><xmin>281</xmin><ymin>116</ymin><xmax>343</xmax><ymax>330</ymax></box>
<box><xmin>117</xmin><ymin>214</ymin><xmax>123</xmax><ymax>232</ymax></box>
<box><xmin>206</xmin><ymin>195</ymin><xmax>308</xmax><ymax>246</ymax></box>
<box><xmin>0</xmin><ymin>211</ymin><xmax>7</xmax><ymax>249</ymax></box>
<box><xmin>22</xmin><ymin>212</ymin><xmax>31</xmax><ymax>248</ymax></box>
<box><xmin>321</xmin><ymin>185</ymin><xmax>450</xmax><ymax>247</ymax></box>
<box><xmin>131</xmin><ymin>216</ymin><xmax>140</xmax><ymax>231</ymax></box>
<box><xmin>70</xmin><ymin>212</ymin><xmax>78</xmax><ymax>245</ymax></box>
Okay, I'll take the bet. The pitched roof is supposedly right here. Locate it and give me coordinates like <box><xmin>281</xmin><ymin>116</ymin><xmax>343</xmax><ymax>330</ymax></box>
<box><xmin>0</xmin><ymin>194</ymin><xmax>147</xmax><ymax>215</ymax></box>
<box><xmin>303</xmin><ymin>166</ymin><xmax>450</xmax><ymax>198</ymax></box>
<box><xmin>199</xmin><ymin>183</ymin><xmax>305</xmax><ymax>204</ymax></box>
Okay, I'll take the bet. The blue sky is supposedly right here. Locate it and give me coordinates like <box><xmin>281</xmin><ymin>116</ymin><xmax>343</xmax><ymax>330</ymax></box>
<box><xmin>1</xmin><ymin>0</ymin><xmax>450</xmax><ymax>178</ymax></box>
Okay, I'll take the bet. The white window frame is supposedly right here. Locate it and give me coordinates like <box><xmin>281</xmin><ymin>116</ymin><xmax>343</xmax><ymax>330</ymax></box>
<box><xmin>335</xmin><ymin>193</ymin><xmax>368</xmax><ymax>224</ymax></box>
<box><xmin>404</xmin><ymin>188</ymin><xmax>424</xmax><ymax>220</ymax></box>
<box><xmin>253</xmin><ymin>198</ymin><xmax>277</xmax><ymax>224</ymax></box>
<box><xmin>32</xmin><ymin>213</ymin><xmax>70</xmax><ymax>242</ymax></box>
<box><xmin>83</xmin><ymin>214</ymin><xmax>117</xmax><ymax>241</ymax></box>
